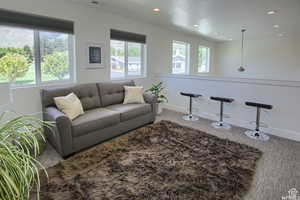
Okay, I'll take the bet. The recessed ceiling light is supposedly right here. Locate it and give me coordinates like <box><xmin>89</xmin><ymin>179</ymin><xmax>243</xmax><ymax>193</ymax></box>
<box><xmin>267</xmin><ymin>10</ymin><xmax>276</xmax><ymax>15</ymax></box>
<box><xmin>273</xmin><ymin>24</ymin><xmax>280</xmax><ymax>28</ymax></box>
<box><xmin>193</xmin><ymin>24</ymin><xmax>199</xmax><ymax>27</ymax></box>
<box><xmin>153</xmin><ymin>8</ymin><xmax>160</xmax><ymax>12</ymax></box>
<box><xmin>229</xmin><ymin>38</ymin><xmax>233</xmax><ymax>41</ymax></box>
<box><xmin>278</xmin><ymin>33</ymin><xmax>284</xmax><ymax>37</ymax></box>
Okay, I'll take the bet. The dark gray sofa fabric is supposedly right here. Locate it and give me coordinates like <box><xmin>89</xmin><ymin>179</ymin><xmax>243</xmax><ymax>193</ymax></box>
<box><xmin>44</xmin><ymin>107</ymin><xmax>73</xmax><ymax>156</ymax></box>
<box><xmin>106</xmin><ymin>103</ymin><xmax>152</xmax><ymax>122</ymax></box>
<box><xmin>72</xmin><ymin>108</ymin><xmax>120</xmax><ymax>137</ymax></box>
<box><xmin>73</xmin><ymin>113</ymin><xmax>154</xmax><ymax>152</ymax></box>
<box><xmin>41</xmin><ymin>83</ymin><xmax>101</xmax><ymax>111</ymax></box>
<box><xmin>41</xmin><ymin>80</ymin><xmax>156</xmax><ymax>157</ymax></box>
<box><xmin>97</xmin><ymin>80</ymin><xmax>135</xmax><ymax>107</ymax></box>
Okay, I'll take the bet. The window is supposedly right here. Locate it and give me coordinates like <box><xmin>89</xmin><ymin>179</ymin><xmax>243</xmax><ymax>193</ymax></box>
<box><xmin>111</xmin><ymin>40</ymin><xmax>125</xmax><ymax>79</ymax></box>
<box><xmin>40</xmin><ymin>31</ymin><xmax>73</xmax><ymax>82</ymax></box>
<box><xmin>0</xmin><ymin>9</ymin><xmax>74</xmax><ymax>87</ymax></box>
<box><xmin>172</xmin><ymin>41</ymin><xmax>190</xmax><ymax>74</ymax></box>
<box><xmin>110</xmin><ymin>29</ymin><xmax>146</xmax><ymax>79</ymax></box>
<box><xmin>0</xmin><ymin>25</ymin><xmax>74</xmax><ymax>86</ymax></box>
<box><xmin>128</xmin><ymin>42</ymin><xmax>143</xmax><ymax>76</ymax></box>
<box><xmin>0</xmin><ymin>26</ymin><xmax>35</xmax><ymax>85</ymax></box>
<box><xmin>110</xmin><ymin>40</ymin><xmax>145</xmax><ymax>79</ymax></box>
<box><xmin>198</xmin><ymin>46</ymin><xmax>210</xmax><ymax>73</ymax></box>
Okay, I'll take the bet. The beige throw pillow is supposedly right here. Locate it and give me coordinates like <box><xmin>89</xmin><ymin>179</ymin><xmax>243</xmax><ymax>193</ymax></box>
<box><xmin>54</xmin><ymin>93</ymin><xmax>84</xmax><ymax>120</ymax></box>
<box><xmin>123</xmin><ymin>86</ymin><xmax>145</xmax><ymax>104</ymax></box>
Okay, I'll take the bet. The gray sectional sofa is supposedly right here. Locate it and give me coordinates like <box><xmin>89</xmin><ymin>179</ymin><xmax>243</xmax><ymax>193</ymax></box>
<box><xmin>40</xmin><ymin>80</ymin><xmax>157</xmax><ymax>157</ymax></box>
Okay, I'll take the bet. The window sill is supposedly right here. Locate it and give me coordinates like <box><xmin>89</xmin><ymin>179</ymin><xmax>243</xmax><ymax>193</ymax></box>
<box><xmin>195</xmin><ymin>72</ymin><xmax>211</xmax><ymax>74</ymax></box>
<box><xmin>11</xmin><ymin>80</ymin><xmax>76</xmax><ymax>90</ymax></box>
<box><xmin>111</xmin><ymin>76</ymin><xmax>147</xmax><ymax>81</ymax></box>
<box><xmin>171</xmin><ymin>73</ymin><xmax>189</xmax><ymax>75</ymax></box>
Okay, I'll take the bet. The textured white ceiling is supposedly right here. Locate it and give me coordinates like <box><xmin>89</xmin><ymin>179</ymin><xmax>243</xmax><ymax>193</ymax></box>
<box><xmin>68</xmin><ymin>0</ymin><xmax>300</xmax><ymax>41</ymax></box>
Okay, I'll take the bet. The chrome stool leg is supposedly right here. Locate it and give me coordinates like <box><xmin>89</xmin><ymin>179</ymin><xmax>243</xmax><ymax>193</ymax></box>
<box><xmin>245</xmin><ymin>107</ymin><xmax>270</xmax><ymax>141</ymax></box>
<box><xmin>182</xmin><ymin>96</ymin><xmax>199</xmax><ymax>121</ymax></box>
<box><xmin>211</xmin><ymin>101</ymin><xmax>231</xmax><ymax>129</ymax></box>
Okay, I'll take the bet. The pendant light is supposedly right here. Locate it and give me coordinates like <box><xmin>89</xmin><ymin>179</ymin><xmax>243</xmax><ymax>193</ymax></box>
<box><xmin>238</xmin><ymin>29</ymin><xmax>246</xmax><ymax>72</ymax></box>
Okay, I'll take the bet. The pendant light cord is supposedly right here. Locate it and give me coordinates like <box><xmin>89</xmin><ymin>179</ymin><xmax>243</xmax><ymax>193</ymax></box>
<box><xmin>241</xmin><ymin>29</ymin><xmax>246</xmax><ymax>67</ymax></box>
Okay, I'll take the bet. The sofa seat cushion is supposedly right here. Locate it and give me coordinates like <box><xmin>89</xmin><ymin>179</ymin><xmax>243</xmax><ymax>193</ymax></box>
<box><xmin>72</xmin><ymin>108</ymin><xmax>120</xmax><ymax>137</ymax></box>
<box><xmin>106</xmin><ymin>104</ymin><xmax>151</xmax><ymax>122</ymax></box>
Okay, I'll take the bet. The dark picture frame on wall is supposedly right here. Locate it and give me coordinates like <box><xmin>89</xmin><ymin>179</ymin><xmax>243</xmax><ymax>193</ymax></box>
<box><xmin>86</xmin><ymin>42</ymin><xmax>105</xmax><ymax>69</ymax></box>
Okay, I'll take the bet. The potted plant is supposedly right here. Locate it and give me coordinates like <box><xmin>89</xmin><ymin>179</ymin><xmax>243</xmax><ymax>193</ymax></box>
<box><xmin>0</xmin><ymin>112</ymin><xmax>51</xmax><ymax>200</ymax></box>
<box><xmin>147</xmin><ymin>82</ymin><xmax>168</xmax><ymax>114</ymax></box>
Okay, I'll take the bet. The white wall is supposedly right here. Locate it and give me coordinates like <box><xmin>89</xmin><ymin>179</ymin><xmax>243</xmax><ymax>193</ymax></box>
<box><xmin>159</xmin><ymin>74</ymin><xmax>300</xmax><ymax>141</ymax></box>
<box><xmin>0</xmin><ymin>0</ymin><xmax>215</xmax><ymax>116</ymax></box>
<box><xmin>154</xmin><ymin>34</ymin><xmax>300</xmax><ymax>143</ymax></box>
<box><xmin>2</xmin><ymin>0</ymin><xmax>299</xmax><ymax>142</ymax></box>
<box><xmin>152</xmin><ymin>29</ymin><xmax>300</xmax><ymax>142</ymax></box>
<box><xmin>215</xmin><ymin>34</ymin><xmax>300</xmax><ymax>81</ymax></box>
<box><xmin>155</xmin><ymin>34</ymin><xmax>300</xmax><ymax>142</ymax></box>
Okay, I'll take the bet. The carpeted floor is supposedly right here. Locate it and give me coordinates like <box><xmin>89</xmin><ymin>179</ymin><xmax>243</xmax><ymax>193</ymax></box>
<box><xmin>39</xmin><ymin>109</ymin><xmax>300</xmax><ymax>200</ymax></box>
<box><xmin>36</xmin><ymin>120</ymin><xmax>262</xmax><ymax>199</ymax></box>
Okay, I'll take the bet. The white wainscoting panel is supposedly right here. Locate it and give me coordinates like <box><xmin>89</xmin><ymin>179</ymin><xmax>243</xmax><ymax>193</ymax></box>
<box><xmin>159</xmin><ymin>74</ymin><xmax>300</xmax><ymax>142</ymax></box>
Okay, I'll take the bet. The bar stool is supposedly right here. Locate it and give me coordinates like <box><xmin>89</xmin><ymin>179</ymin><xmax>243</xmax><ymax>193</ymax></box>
<box><xmin>245</xmin><ymin>101</ymin><xmax>273</xmax><ymax>141</ymax></box>
<box><xmin>210</xmin><ymin>96</ymin><xmax>234</xmax><ymax>129</ymax></box>
<box><xmin>180</xmin><ymin>92</ymin><xmax>202</xmax><ymax>121</ymax></box>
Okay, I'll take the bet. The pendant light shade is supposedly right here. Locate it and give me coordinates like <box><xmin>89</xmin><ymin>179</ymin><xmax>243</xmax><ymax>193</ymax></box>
<box><xmin>238</xmin><ymin>29</ymin><xmax>246</xmax><ymax>72</ymax></box>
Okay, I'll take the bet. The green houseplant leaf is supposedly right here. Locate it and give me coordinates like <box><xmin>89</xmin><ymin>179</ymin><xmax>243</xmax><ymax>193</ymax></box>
<box><xmin>146</xmin><ymin>82</ymin><xmax>168</xmax><ymax>103</ymax></box>
<box><xmin>0</xmin><ymin>112</ymin><xmax>52</xmax><ymax>200</ymax></box>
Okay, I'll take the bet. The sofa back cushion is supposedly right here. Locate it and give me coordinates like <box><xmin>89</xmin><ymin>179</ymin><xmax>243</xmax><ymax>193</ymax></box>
<box><xmin>97</xmin><ymin>80</ymin><xmax>135</xmax><ymax>107</ymax></box>
<box><xmin>41</xmin><ymin>83</ymin><xmax>101</xmax><ymax>111</ymax></box>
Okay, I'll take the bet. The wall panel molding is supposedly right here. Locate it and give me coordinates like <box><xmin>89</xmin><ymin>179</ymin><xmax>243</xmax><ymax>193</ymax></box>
<box><xmin>159</xmin><ymin>74</ymin><xmax>300</xmax><ymax>88</ymax></box>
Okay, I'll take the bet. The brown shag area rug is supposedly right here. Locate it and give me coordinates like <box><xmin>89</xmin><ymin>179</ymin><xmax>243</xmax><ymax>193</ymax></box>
<box><xmin>38</xmin><ymin>120</ymin><xmax>262</xmax><ymax>200</ymax></box>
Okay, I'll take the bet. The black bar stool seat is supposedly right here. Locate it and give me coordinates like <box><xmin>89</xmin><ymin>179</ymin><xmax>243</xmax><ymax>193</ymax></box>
<box><xmin>180</xmin><ymin>92</ymin><xmax>202</xmax><ymax>98</ymax></box>
<box><xmin>245</xmin><ymin>102</ymin><xmax>273</xmax><ymax>110</ymax></box>
<box><xmin>210</xmin><ymin>96</ymin><xmax>234</xmax><ymax>129</ymax></box>
<box><xmin>211</xmin><ymin>97</ymin><xmax>234</xmax><ymax>103</ymax></box>
<box><xmin>245</xmin><ymin>101</ymin><xmax>273</xmax><ymax>141</ymax></box>
<box><xmin>180</xmin><ymin>92</ymin><xmax>202</xmax><ymax>121</ymax></box>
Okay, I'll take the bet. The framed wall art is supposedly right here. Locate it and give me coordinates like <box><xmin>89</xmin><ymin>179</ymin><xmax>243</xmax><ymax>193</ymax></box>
<box><xmin>86</xmin><ymin>42</ymin><xmax>105</xmax><ymax>69</ymax></box>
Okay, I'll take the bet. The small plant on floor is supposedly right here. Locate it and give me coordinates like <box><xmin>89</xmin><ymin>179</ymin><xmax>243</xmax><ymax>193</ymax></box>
<box><xmin>147</xmin><ymin>82</ymin><xmax>168</xmax><ymax>114</ymax></box>
<box><xmin>147</xmin><ymin>82</ymin><xmax>168</xmax><ymax>103</ymax></box>
<box><xmin>0</xmin><ymin>112</ymin><xmax>52</xmax><ymax>200</ymax></box>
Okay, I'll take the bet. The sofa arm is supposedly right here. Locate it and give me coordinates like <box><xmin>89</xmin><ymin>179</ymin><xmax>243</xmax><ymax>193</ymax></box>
<box><xmin>44</xmin><ymin>107</ymin><xmax>73</xmax><ymax>157</ymax></box>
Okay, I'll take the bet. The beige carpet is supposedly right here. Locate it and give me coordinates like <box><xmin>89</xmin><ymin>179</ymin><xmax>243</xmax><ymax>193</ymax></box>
<box><xmin>39</xmin><ymin>109</ymin><xmax>300</xmax><ymax>200</ymax></box>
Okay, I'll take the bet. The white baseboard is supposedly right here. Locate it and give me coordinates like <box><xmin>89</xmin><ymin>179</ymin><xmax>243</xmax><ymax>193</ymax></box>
<box><xmin>162</xmin><ymin>103</ymin><xmax>300</xmax><ymax>142</ymax></box>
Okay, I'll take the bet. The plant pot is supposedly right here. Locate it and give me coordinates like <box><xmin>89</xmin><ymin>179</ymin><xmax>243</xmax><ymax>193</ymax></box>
<box><xmin>156</xmin><ymin>103</ymin><xmax>163</xmax><ymax>115</ymax></box>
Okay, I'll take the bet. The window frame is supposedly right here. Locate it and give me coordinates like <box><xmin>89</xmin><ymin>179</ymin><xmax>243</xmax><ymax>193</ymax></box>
<box><xmin>110</xmin><ymin>39</ymin><xmax>147</xmax><ymax>80</ymax></box>
<box><xmin>0</xmin><ymin>25</ymin><xmax>75</xmax><ymax>88</ymax></box>
<box><xmin>197</xmin><ymin>45</ymin><xmax>211</xmax><ymax>73</ymax></box>
<box><xmin>172</xmin><ymin>40</ymin><xmax>190</xmax><ymax>75</ymax></box>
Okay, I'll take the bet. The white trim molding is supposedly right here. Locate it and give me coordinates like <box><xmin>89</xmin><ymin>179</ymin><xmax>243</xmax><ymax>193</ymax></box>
<box><xmin>158</xmin><ymin>74</ymin><xmax>300</xmax><ymax>88</ymax></box>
